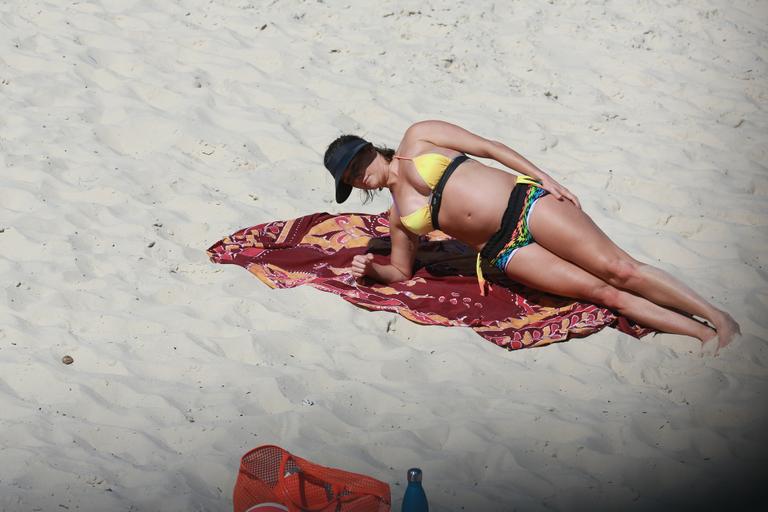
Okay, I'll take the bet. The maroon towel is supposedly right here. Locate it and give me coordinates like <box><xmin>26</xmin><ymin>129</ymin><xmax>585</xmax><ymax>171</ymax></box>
<box><xmin>207</xmin><ymin>211</ymin><xmax>653</xmax><ymax>350</ymax></box>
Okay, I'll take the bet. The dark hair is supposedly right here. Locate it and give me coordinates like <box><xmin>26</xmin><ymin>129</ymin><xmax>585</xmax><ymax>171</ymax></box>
<box><xmin>324</xmin><ymin>135</ymin><xmax>395</xmax><ymax>204</ymax></box>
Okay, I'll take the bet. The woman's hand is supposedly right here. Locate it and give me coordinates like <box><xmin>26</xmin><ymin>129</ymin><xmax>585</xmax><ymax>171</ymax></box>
<box><xmin>539</xmin><ymin>174</ymin><xmax>581</xmax><ymax>210</ymax></box>
<box><xmin>351</xmin><ymin>253</ymin><xmax>374</xmax><ymax>280</ymax></box>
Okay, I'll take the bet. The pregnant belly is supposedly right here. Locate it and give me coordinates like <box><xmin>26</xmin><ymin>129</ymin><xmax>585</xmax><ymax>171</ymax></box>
<box><xmin>437</xmin><ymin>169</ymin><xmax>516</xmax><ymax>250</ymax></box>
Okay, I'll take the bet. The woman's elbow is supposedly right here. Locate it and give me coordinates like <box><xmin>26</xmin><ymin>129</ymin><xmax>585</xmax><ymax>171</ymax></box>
<box><xmin>397</xmin><ymin>268</ymin><xmax>414</xmax><ymax>282</ymax></box>
<box><xmin>390</xmin><ymin>263</ymin><xmax>414</xmax><ymax>282</ymax></box>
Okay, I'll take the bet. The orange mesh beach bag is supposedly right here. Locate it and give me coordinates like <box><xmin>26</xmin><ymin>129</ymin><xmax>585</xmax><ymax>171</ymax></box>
<box><xmin>233</xmin><ymin>445</ymin><xmax>391</xmax><ymax>512</ymax></box>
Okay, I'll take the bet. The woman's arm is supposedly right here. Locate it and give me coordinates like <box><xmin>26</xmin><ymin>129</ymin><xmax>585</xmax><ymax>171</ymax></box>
<box><xmin>405</xmin><ymin>120</ymin><xmax>547</xmax><ymax>179</ymax></box>
<box><xmin>351</xmin><ymin>205</ymin><xmax>417</xmax><ymax>284</ymax></box>
<box><xmin>406</xmin><ymin>120</ymin><xmax>581</xmax><ymax>208</ymax></box>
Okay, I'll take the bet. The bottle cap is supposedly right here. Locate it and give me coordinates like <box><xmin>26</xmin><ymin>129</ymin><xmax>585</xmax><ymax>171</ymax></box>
<box><xmin>407</xmin><ymin>468</ymin><xmax>422</xmax><ymax>483</ymax></box>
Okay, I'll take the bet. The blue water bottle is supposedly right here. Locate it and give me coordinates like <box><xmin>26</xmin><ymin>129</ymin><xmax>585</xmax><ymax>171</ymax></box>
<box><xmin>401</xmin><ymin>468</ymin><xmax>429</xmax><ymax>512</ymax></box>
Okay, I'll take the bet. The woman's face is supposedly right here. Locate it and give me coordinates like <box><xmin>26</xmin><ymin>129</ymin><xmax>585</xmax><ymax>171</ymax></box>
<box><xmin>342</xmin><ymin>147</ymin><xmax>379</xmax><ymax>189</ymax></box>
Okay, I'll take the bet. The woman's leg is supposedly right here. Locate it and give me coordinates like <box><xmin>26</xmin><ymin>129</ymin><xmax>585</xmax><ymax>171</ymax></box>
<box><xmin>527</xmin><ymin>195</ymin><xmax>740</xmax><ymax>348</ymax></box>
<box><xmin>503</xmin><ymin>243</ymin><xmax>716</xmax><ymax>341</ymax></box>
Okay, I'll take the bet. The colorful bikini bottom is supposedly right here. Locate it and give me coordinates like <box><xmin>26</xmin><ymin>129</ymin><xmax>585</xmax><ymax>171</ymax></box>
<box><xmin>483</xmin><ymin>177</ymin><xmax>548</xmax><ymax>271</ymax></box>
<box><xmin>474</xmin><ymin>176</ymin><xmax>548</xmax><ymax>294</ymax></box>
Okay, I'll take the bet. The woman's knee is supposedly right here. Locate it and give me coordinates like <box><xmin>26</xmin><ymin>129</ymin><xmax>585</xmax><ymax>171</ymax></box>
<box><xmin>589</xmin><ymin>283</ymin><xmax>624</xmax><ymax>310</ymax></box>
<box><xmin>601</xmin><ymin>257</ymin><xmax>641</xmax><ymax>288</ymax></box>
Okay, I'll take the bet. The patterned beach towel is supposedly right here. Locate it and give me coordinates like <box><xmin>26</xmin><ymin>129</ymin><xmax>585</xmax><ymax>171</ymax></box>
<box><xmin>207</xmin><ymin>211</ymin><xmax>653</xmax><ymax>350</ymax></box>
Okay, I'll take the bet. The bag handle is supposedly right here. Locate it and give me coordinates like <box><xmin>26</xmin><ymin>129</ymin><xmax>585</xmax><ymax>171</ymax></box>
<box><xmin>277</xmin><ymin>452</ymin><xmax>383</xmax><ymax>512</ymax></box>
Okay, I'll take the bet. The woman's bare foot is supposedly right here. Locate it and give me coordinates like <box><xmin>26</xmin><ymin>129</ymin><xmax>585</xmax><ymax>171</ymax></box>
<box><xmin>705</xmin><ymin>311</ymin><xmax>741</xmax><ymax>355</ymax></box>
<box><xmin>696</xmin><ymin>324</ymin><xmax>719</xmax><ymax>357</ymax></box>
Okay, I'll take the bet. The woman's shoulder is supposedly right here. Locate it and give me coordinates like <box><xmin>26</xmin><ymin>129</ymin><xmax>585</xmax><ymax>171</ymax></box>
<box><xmin>398</xmin><ymin>120</ymin><xmax>457</xmax><ymax>155</ymax></box>
<box><xmin>402</xmin><ymin>119</ymin><xmax>453</xmax><ymax>139</ymax></box>
<box><xmin>400</xmin><ymin>119</ymin><xmax>490</xmax><ymax>159</ymax></box>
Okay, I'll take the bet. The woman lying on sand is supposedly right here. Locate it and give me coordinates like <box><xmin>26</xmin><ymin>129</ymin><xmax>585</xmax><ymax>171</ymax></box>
<box><xmin>323</xmin><ymin>120</ymin><xmax>740</xmax><ymax>353</ymax></box>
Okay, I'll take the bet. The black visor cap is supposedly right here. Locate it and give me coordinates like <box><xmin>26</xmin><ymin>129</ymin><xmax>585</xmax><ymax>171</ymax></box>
<box><xmin>324</xmin><ymin>137</ymin><xmax>371</xmax><ymax>203</ymax></box>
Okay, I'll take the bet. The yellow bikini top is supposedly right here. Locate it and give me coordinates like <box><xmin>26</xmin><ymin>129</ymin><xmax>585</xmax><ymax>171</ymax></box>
<box><xmin>395</xmin><ymin>153</ymin><xmax>453</xmax><ymax>236</ymax></box>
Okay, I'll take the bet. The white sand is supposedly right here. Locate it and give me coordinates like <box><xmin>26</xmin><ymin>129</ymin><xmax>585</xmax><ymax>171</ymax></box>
<box><xmin>1</xmin><ymin>0</ymin><xmax>767</xmax><ymax>510</ymax></box>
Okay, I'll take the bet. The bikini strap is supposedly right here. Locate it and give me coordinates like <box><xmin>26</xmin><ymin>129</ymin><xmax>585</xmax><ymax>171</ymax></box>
<box><xmin>429</xmin><ymin>155</ymin><xmax>469</xmax><ymax>230</ymax></box>
<box><xmin>393</xmin><ymin>155</ymin><xmax>412</xmax><ymax>161</ymax></box>
<box><xmin>476</xmin><ymin>253</ymin><xmax>491</xmax><ymax>296</ymax></box>
<box><xmin>516</xmin><ymin>175</ymin><xmax>542</xmax><ymax>187</ymax></box>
